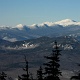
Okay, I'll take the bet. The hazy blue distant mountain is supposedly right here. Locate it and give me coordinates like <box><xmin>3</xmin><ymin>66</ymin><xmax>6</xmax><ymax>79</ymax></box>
<box><xmin>0</xmin><ymin>19</ymin><xmax>80</xmax><ymax>42</ymax></box>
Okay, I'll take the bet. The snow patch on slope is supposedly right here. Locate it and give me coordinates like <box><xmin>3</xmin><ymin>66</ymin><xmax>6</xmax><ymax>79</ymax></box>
<box><xmin>6</xmin><ymin>43</ymin><xmax>39</xmax><ymax>50</ymax></box>
<box><xmin>3</xmin><ymin>37</ymin><xmax>17</xmax><ymax>42</ymax></box>
<box><xmin>62</xmin><ymin>44</ymin><xmax>73</xmax><ymax>50</ymax></box>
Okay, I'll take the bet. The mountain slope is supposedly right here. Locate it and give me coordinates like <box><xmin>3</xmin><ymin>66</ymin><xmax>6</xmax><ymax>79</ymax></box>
<box><xmin>0</xmin><ymin>36</ymin><xmax>80</xmax><ymax>79</ymax></box>
<box><xmin>0</xmin><ymin>36</ymin><xmax>80</xmax><ymax>70</ymax></box>
<box><xmin>0</xmin><ymin>19</ymin><xmax>80</xmax><ymax>42</ymax></box>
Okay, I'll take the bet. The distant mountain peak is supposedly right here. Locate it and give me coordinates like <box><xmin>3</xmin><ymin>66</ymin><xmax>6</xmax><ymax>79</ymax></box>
<box><xmin>29</xmin><ymin>24</ymin><xmax>39</xmax><ymax>29</ymax></box>
<box><xmin>12</xmin><ymin>19</ymin><xmax>80</xmax><ymax>30</ymax></box>
<box><xmin>59</xmin><ymin>19</ymin><xmax>76</xmax><ymax>23</ymax></box>
<box><xmin>16</xmin><ymin>24</ymin><xmax>24</xmax><ymax>30</ymax></box>
<box><xmin>54</xmin><ymin>19</ymin><xmax>80</xmax><ymax>26</ymax></box>
<box><xmin>0</xmin><ymin>18</ymin><xmax>80</xmax><ymax>42</ymax></box>
<box><xmin>0</xmin><ymin>19</ymin><xmax>80</xmax><ymax>30</ymax></box>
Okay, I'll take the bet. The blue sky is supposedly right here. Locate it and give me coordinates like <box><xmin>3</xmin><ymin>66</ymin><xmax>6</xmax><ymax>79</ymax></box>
<box><xmin>0</xmin><ymin>0</ymin><xmax>80</xmax><ymax>26</ymax></box>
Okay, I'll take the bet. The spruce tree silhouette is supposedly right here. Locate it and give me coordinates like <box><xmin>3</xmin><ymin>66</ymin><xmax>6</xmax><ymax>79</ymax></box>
<box><xmin>37</xmin><ymin>66</ymin><xmax>43</xmax><ymax>80</ymax></box>
<box><xmin>44</xmin><ymin>41</ymin><xmax>62</xmax><ymax>80</ymax></box>
<box><xmin>18</xmin><ymin>55</ymin><xmax>30</xmax><ymax>80</ymax></box>
<box><xmin>0</xmin><ymin>72</ymin><xmax>7</xmax><ymax>80</ymax></box>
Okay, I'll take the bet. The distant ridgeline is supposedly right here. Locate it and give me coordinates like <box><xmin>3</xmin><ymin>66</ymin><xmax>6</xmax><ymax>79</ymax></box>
<box><xmin>0</xmin><ymin>19</ymin><xmax>80</xmax><ymax>41</ymax></box>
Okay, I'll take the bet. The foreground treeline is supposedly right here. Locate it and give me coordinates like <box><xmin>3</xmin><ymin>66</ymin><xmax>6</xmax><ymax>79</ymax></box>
<box><xmin>0</xmin><ymin>41</ymin><xmax>80</xmax><ymax>80</ymax></box>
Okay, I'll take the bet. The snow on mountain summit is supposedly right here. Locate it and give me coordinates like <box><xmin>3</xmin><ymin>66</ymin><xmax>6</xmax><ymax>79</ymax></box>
<box><xmin>54</xmin><ymin>19</ymin><xmax>80</xmax><ymax>26</ymax></box>
<box><xmin>54</xmin><ymin>19</ymin><xmax>74</xmax><ymax>26</ymax></box>
<box><xmin>1</xmin><ymin>19</ymin><xmax>80</xmax><ymax>30</ymax></box>
<box><xmin>0</xmin><ymin>25</ymin><xmax>12</xmax><ymax>30</ymax></box>
<box><xmin>58</xmin><ymin>19</ymin><xmax>76</xmax><ymax>23</ymax></box>
<box><xmin>16</xmin><ymin>24</ymin><xmax>24</xmax><ymax>30</ymax></box>
<box><xmin>39</xmin><ymin>22</ymin><xmax>54</xmax><ymax>26</ymax></box>
<box><xmin>1</xmin><ymin>19</ymin><xmax>80</xmax><ymax>41</ymax></box>
<box><xmin>29</xmin><ymin>24</ymin><xmax>38</xmax><ymax>29</ymax></box>
<box><xmin>36</xmin><ymin>19</ymin><xmax>80</xmax><ymax>27</ymax></box>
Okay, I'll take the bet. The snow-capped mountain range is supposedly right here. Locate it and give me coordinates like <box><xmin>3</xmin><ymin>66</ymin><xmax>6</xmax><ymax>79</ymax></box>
<box><xmin>0</xmin><ymin>19</ymin><xmax>80</xmax><ymax>79</ymax></box>
<box><xmin>1</xmin><ymin>19</ymin><xmax>80</xmax><ymax>42</ymax></box>
<box><xmin>15</xmin><ymin>19</ymin><xmax>80</xmax><ymax>28</ymax></box>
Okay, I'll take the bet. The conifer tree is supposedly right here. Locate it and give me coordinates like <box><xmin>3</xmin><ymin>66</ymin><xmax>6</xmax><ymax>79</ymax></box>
<box><xmin>37</xmin><ymin>66</ymin><xmax>43</xmax><ymax>80</ymax></box>
<box><xmin>0</xmin><ymin>72</ymin><xmax>7</xmax><ymax>80</ymax></box>
<box><xmin>44</xmin><ymin>41</ymin><xmax>62</xmax><ymax>80</ymax></box>
<box><xmin>18</xmin><ymin>56</ymin><xmax>30</xmax><ymax>80</ymax></box>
